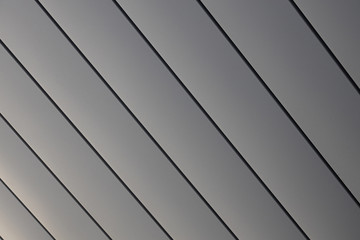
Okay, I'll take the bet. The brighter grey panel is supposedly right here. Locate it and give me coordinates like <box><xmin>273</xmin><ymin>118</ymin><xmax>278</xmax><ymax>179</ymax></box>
<box><xmin>38</xmin><ymin>0</ymin><xmax>308</xmax><ymax>239</ymax></box>
<box><xmin>0</xmin><ymin>115</ymin><xmax>104</xmax><ymax>239</ymax></box>
<box><xmin>0</xmin><ymin>4</ymin><xmax>169</xmax><ymax>239</ymax></box>
<box><xmin>294</xmin><ymin>0</ymin><xmax>360</xmax><ymax>87</ymax></box>
<box><xmin>0</xmin><ymin>180</ymin><xmax>52</xmax><ymax>240</ymax></box>
<box><xmin>0</xmin><ymin>1</ymin><xmax>236</xmax><ymax>239</ymax></box>
<box><xmin>198</xmin><ymin>0</ymin><xmax>360</xmax><ymax>202</ymax></box>
<box><xmin>45</xmin><ymin>0</ymin><xmax>360</xmax><ymax>239</ymax></box>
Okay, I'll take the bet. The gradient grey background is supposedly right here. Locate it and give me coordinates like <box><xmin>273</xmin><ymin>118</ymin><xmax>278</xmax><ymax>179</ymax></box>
<box><xmin>0</xmin><ymin>180</ymin><xmax>52</xmax><ymax>240</ymax></box>
<box><xmin>1</xmin><ymin>0</ymin><xmax>359</xmax><ymax>239</ymax></box>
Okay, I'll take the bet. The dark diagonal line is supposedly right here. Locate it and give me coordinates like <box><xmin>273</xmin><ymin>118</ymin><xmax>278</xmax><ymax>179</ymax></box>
<box><xmin>114</xmin><ymin>0</ymin><xmax>306</xmax><ymax>239</ymax></box>
<box><xmin>0</xmin><ymin>177</ymin><xmax>55</xmax><ymax>240</ymax></box>
<box><xmin>199</xmin><ymin>0</ymin><xmax>360</xmax><ymax>214</ymax></box>
<box><xmin>196</xmin><ymin>0</ymin><xmax>360</xmax><ymax>209</ymax></box>
<box><xmin>33</xmin><ymin>2</ymin><xmax>173</xmax><ymax>240</ymax></box>
<box><xmin>1</xmin><ymin>41</ymin><xmax>111</xmax><ymax>240</ymax></box>
<box><xmin>117</xmin><ymin>1</ymin><xmax>242</xmax><ymax>239</ymax></box>
<box><xmin>114</xmin><ymin>0</ymin><xmax>310</xmax><ymax>239</ymax></box>
<box><xmin>36</xmin><ymin>0</ymin><xmax>236</xmax><ymax>239</ymax></box>
<box><xmin>0</xmin><ymin>111</ymin><xmax>111</xmax><ymax>239</ymax></box>
<box><xmin>289</xmin><ymin>0</ymin><xmax>360</xmax><ymax>94</ymax></box>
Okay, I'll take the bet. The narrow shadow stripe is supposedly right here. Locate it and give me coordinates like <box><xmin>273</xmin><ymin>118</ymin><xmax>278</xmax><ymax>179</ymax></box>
<box><xmin>0</xmin><ymin>177</ymin><xmax>55</xmax><ymax>240</ymax></box>
<box><xmin>196</xmin><ymin>0</ymin><xmax>360</xmax><ymax>210</ymax></box>
<box><xmin>289</xmin><ymin>0</ymin><xmax>360</xmax><ymax>94</ymax></box>
<box><xmin>198</xmin><ymin>0</ymin><xmax>360</xmax><ymax>219</ymax></box>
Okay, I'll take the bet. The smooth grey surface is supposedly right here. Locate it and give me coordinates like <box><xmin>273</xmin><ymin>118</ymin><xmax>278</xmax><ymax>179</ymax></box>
<box><xmin>294</xmin><ymin>0</ymin><xmax>360</xmax><ymax>87</ymax></box>
<box><xmin>3</xmin><ymin>0</ymin><xmax>305</xmax><ymax>239</ymax></box>
<box><xmin>0</xmin><ymin>3</ymin><xmax>170</xmax><ymax>239</ymax></box>
<box><xmin>0</xmin><ymin>180</ymin><xmax>52</xmax><ymax>240</ymax></box>
<box><xmin>199</xmin><ymin>0</ymin><xmax>360</xmax><ymax>202</ymax></box>
<box><xmin>103</xmin><ymin>0</ymin><xmax>359</xmax><ymax>239</ymax></box>
<box><xmin>2</xmin><ymin>0</ymin><xmax>360</xmax><ymax>239</ymax></box>
<box><xmin>0</xmin><ymin>114</ymin><xmax>105</xmax><ymax>240</ymax></box>
<box><xmin>0</xmin><ymin>1</ymin><xmax>237</xmax><ymax>239</ymax></box>
<box><xmin>37</xmin><ymin>0</ymin><xmax>304</xmax><ymax>240</ymax></box>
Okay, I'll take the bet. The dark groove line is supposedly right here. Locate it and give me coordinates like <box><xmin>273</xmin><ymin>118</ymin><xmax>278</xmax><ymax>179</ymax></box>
<box><xmin>33</xmin><ymin>2</ymin><xmax>174</xmax><ymax>240</ymax></box>
<box><xmin>1</xmin><ymin>41</ymin><xmax>109</xmax><ymax>240</ymax></box>
<box><xmin>204</xmin><ymin>0</ymin><xmax>360</xmax><ymax>209</ymax></box>
<box><xmin>34</xmin><ymin>0</ymin><xmax>228</xmax><ymax>239</ymax></box>
<box><xmin>112</xmin><ymin>0</ymin><xmax>307</xmax><ymax>239</ymax></box>
<box><xmin>35</xmin><ymin>1</ymin><xmax>238</xmax><ymax>240</ymax></box>
<box><xmin>4</xmin><ymin>7</ymin><xmax>173</xmax><ymax>238</ymax></box>
<box><xmin>0</xmin><ymin>112</ymin><xmax>111</xmax><ymax>240</ymax></box>
<box><xmin>113</xmin><ymin>1</ymin><xmax>240</xmax><ymax>239</ymax></box>
<box><xmin>113</xmin><ymin>0</ymin><xmax>310</xmax><ymax>239</ymax></box>
<box><xmin>196</xmin><ymin>0</ymin><xmax>360</xmax><ymax>209</ymax></box>
<box><xmin>290</xmin><ymin>0</ymin><xmax>360</xmax><ymax>94</ymax></box>
<box><xmin>0</xmin><ymin>177</ymin><xmax>55</xmax><ymax>240</ymax></box>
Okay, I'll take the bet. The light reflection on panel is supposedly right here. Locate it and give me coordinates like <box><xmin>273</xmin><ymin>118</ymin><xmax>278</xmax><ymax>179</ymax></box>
<box><xmin>0</xmin><ymin>180</ymin><xmax>52</xmax><ymax>240</ymax></box>
<box><xmin>0</xmin><ymin>1</ymin><xmax>236</xmax><ymax>239</ymax></box>
<box><xmin>38</xmin><ymin>0</ymin><xmax>309</xmax><ymax>239</ymax></box>
<box><xmin>294</xmin><ymin>0</ymin><xmax>360</xmax><ymax>87</ymax></box>
<box><xmin>0</xmin><ymin>115</ymin><xmax>104</xmax><ymax>240</ymax></box>
<box><xmin>199</xmin><ymin>0</ymin><xmax>360</xmax><ymax>202</ymax></box>
<box><xmin>0</xmin><ymin>4</ymin><xmax>170</xmax><ymax>239</ymax></box>
<box><xmin>92</xmin><ymin>0</ymin><xmax>359</xmax><ymax>239</ymax></box>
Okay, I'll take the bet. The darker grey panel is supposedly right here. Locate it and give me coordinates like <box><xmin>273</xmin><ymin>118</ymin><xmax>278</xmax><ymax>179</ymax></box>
<box><xmin>199</xmin><ymin>0</ymin><xmax>360</xmax><ymax>204</ymax></box>
<box><xmin>103</xmin><ymin>0</ymin><xmax>359</xmax><ymax>239</ymax></box>
<box><xmin>0</xmin><ymin>180</ymin><xmax>52</xmax><ymax>240</ymax></box>
<box><xmin>294</xmin><ymin>0</ymin><xmax>360</xmax><ymax>87</ymax></box>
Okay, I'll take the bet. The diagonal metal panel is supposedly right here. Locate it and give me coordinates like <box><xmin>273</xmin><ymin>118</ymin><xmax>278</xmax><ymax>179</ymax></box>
<box><xmin>0</xmin><ymin>39</ymin><xmax>169</xmax><ymax>240</ymax></box>
<box><xmin>0</xmin><ymin>114</ymin><xmax>105</xmax><ymax>240</ymax></box>
<box><xmin>1</xmin><ymin>0</ymin><xmax>359</xmax><ymax>239</ymax></box>
<box><xmin>2</xmin><ymin>1</ymin><xmax>239</xmax><ymax>239</ymax></box>
<box><xmin>0</xmin><ymin>179</ymin><xmax>53</xmax><ymax>240</ymax></box>
<box><xmin>197</xmin><ymin>0</ymin><xmax>360</xmax><ymax>205</ymax></box>
<box><xmin>37</xmin><ymin>0</ymin><xmax>310</xmax><ymax>239</ymax></box>
<box><xmin>102</xmin><ymin>0</ymin><xmax>360</xmax><ymax>239</ymax></box>
<box><xmin>293</xmin><ymin>0</ymin><xmax>360</xmax><ymax>88</ymax></box>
